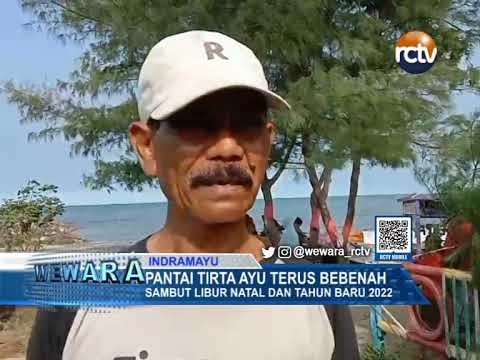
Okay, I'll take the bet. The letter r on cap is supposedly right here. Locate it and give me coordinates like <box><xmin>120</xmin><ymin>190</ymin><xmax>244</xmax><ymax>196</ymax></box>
<box><xmin>204</xmin><ymin>41</ymin><xmax>228</xmax><ymax>60</ymax></box>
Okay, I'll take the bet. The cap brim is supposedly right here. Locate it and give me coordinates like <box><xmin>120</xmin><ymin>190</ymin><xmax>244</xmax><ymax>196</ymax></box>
<box><xmin>257</xmin><ymin>87</ymin><xmax>291</xmax><ymax>111</ymax></box>
<box><xmin>149</xmin><ymin>85</ymin><xmax>290</xmax><ymax>121</ymax></box>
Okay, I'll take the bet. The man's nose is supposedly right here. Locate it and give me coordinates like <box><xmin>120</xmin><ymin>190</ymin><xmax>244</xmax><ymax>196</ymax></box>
<box><xmin>205</xmin><ymin>129</ymin><xmax>244</xmax><ymax>162</ymax></box>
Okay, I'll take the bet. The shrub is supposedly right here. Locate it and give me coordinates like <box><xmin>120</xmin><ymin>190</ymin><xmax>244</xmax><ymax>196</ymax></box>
<box><xmin>0</xmin><ymin>180</ymin><xmax>65</xmax><ymax>251</ymax></box>
<box><xmin>361</xmin><ymin>344</ymin><xmax>400</xmax><ymax>360</ymax></box>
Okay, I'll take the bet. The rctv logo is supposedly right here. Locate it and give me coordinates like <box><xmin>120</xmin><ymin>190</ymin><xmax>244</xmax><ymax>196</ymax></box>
<box><xmin>395</xmin><ymin>31</ymin><xmax>437</xmax><ymax>74</ymax></box>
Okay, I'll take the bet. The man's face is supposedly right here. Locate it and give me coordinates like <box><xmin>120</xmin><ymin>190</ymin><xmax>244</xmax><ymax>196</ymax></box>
<box><xmin>130</xmin><ymin>89</ymin><xmax>274</xmax><ymax>224</ymax></box>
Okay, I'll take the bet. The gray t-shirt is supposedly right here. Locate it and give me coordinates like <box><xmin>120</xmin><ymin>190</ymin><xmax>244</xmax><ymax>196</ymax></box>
<box><xmin>27</xmin><ymin>238</ymin><xmax>360</xmax><ymax>360</ymax></box>
<box><xmin>64</xmin><ymin>305</ymin><xmax>335</xmax><ymax>360</ymax></box>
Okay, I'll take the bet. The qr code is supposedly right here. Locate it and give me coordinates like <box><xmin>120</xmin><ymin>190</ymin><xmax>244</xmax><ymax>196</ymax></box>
<box><xmin>376</xmin><ymin>217</ymin><xmax>412</xmax><ymax>253</ymax></box>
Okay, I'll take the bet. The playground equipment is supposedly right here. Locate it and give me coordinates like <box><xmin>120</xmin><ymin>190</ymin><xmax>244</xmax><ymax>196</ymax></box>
<box><xmin>370</xmin><ymin>194</ymin><xmax>479</xmax><ymax>359</ymax></box>
<box><xmin>370</xmin><ymin>263</ymin><xmax>479</xmax><ymax>359</ymax></box>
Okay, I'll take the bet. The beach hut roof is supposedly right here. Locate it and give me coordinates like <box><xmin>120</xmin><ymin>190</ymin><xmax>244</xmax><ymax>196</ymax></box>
<box><xmin>397</xmin><ymin>193</ymin><xmax>439</xmax><ymax>202</ymax></box>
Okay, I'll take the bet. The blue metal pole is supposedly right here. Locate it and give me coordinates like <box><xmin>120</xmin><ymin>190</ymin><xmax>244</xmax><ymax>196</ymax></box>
<box><xmin>414</xmin><ymin>201</ymin><xmax>422</xmax><ymax>255</ymax></box>
<box><xmin>370</xmin><ymin>305</ymin><xmax>385</xmax><ymax>351</ymax></box>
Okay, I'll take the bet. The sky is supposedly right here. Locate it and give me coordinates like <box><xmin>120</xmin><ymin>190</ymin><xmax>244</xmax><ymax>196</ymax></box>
<box><xmin>1</xmin><ymin>3</ymin><xmax>478</xmax><ymax>206</ymax></box>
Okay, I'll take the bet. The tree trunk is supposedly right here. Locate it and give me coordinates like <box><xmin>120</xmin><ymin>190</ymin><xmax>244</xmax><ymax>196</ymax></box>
<box><xmin>302</xmin><ymin>135</ymin><xmax>339</xmax><ymax>247</ymax></box>
<box><xmin>261</xmin><ymin>180</ymin><xmax>283</xmax><ymax>247</ymax></box>
<box><xmin>309</xmin><ymin>192</ymin><xmax>320</xmax><ymax>246</ymax></box>
<box><xmin>342</xmin><ymin>157</ymin><xmax>361</xmax><ymax>251</ymax></box>
<box><xmin>261</xmin><ymin>181</ymin><xmax>274</xmax><ymax>220</ymax></box>
<box><xmin>260</xmin><ymin>139</ymin><xmax>296</xmax><ymax>220</ymax></box>
<box><xmin>316</xmin><ymin>192</ymin><xmax>339</xmax><ymax>247</ymax></box>
<box><xmin>305</xmin><ymin>163</ymin><xmax>339</xmax><ymax>247</ymax></box>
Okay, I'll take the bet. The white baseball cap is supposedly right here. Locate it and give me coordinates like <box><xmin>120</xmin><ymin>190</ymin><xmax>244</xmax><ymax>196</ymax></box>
<box><xmin>137</xmin><ymin>30</ymin><xmax>290</xmax><ymax>122</ymax></box>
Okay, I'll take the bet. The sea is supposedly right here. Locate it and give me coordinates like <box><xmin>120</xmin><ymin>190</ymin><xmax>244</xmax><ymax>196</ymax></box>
<box><xmin>61</xmin><ymin>194</ymin><xmax>403</xmax><ymax>246</ymax></box>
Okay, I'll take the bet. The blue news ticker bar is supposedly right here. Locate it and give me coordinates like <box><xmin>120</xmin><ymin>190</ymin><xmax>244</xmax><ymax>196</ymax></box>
<box><xmin>0</xmin><ymin>262</ymin><xmax>429</xmax><ymax>306</ymax></box>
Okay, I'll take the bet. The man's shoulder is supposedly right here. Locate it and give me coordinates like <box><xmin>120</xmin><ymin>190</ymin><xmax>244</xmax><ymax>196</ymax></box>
<box><xmin>125</xmin><ymin>236</ymin><xmax>149</xmax><ymax>252</ymax></box>
<box><xmin>27</xmin><ymin>307</ymin><xmax>77</xmax><ymax>360</ymax></box>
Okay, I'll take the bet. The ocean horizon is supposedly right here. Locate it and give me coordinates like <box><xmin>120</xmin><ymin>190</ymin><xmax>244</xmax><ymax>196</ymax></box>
<box><xmin>62</xmin><ymin>194</ymin><xmax>406</xmax><ymax>246</ymax></box>
<box><xmin>61</xmin><ymin>193</ymin><xmax>407</xmax><ymax>207</ymax></box>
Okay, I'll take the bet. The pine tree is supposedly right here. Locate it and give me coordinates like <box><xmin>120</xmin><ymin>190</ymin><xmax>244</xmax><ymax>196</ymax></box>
<box><xmin>4</xmin><ymin>0</ymin><xmax>480</xmax><ymax>248</ymax></box>
<box><xmin>284</xmin><ymin>0</ymin><xmax>480</xmax><ymax>248</ymax></box>
<box><xmin>415</xmin><ymin>111</ymin><xmax>480</xmax><ymax>286</ymax></box>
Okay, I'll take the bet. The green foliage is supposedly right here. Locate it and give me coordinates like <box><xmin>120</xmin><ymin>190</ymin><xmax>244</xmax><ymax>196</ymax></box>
<box><xmin>444</xmin><ymin>239</ymin><xmax>472</xmax><ymax>266</ymax></box>
<box><xmin>424</xmin><ymin>225</ymin><xmax>444</xmax><ymax>252</ymax></box>
<box><xmin>441</xmin><ymin>185</ymin><xmax>480</xmax><ymax>228</ymax></box>
<box><xmin>83</xmin><ymin>157</ymin><xmax>158</xmax><ymax>192</ymax></box>
<box><xmin>361</xmin><ymin>344</ymin><xmax>400</xmax><ymax>360</ymax></box>
<box><xmin>0</xmin><ymin>180</ymin><xmax>65</xmax><ymax>251</ymax></box>
<box><xmin>439</xmin><ymin>185</ymin><xmax>480</xmax><ymax>287</ymax></box>
<box><xmin>3</xmin><ymin>0</ymin><xmax>480</xmax><ymax>193</ymax></box>
<box><xmin>414</xmin><ymin>102</ymin><xmax>480</xmax><ymax>288</ymax></box>
<box><xmin>411</xmin><ymin>61</ymin><xmax>480</xmax><ymax>284</ymax></box>
<box><xmin>415</xmin><ymin>112</ymin><xmax>480</xmax><ymax>193</ymax></box>
<box><xmin>472</xmin><ymin>246</ymin><xmax>480</xmax><ymax>288</ymax></box>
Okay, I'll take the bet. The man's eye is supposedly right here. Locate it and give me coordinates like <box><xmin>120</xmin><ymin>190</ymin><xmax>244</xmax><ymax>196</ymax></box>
<box><xmin>247</xmin><ymin>118</ymin><xmax>265</xmax><ymax>127</ymax></box>
<box><xmin>167</xmin><ymin>117</ymin><xmax>218</xmax><ymax>141</ymax></box>
<box><xmin>240</xmin><ymin>116</ymin><xmax>266</xmax><ymax>129</ymax></box>
<box><xmin>168</xmin><ymin>118</ymin><xmax>195</xmax><ymax>130</ymax></box>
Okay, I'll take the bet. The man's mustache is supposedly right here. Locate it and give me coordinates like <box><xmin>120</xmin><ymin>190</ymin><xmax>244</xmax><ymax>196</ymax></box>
<box><xmin>190</xmin><ymin>164</ymin><xmax>253</xmax><ymax>188</ymax></box>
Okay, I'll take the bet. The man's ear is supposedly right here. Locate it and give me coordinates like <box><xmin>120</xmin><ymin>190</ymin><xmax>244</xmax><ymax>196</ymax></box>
<box><xmin>266</xmin><ymin>119</ymin><xmax>277</xmax><ymax>145</ymax></box>
<box><xmin>129</xmin><ymin>120</ymin><xmax>157</xmax><ymax>176</ymax></box>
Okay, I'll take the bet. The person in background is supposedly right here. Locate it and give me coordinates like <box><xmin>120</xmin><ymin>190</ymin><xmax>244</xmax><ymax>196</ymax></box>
<box><xmin>294</xmin><ymin>216</ymin><xmax>310</xmax><ymax>247</ymax></box>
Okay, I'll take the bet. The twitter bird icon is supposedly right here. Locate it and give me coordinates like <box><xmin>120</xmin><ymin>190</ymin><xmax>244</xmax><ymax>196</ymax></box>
<box><xmin>261</xmin><ymin>246</ymin><xmax>275</xmax><ymax>259</ymax></box>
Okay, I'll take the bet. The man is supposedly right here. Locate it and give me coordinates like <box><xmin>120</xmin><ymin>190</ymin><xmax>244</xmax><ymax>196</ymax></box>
<box><xmin>27</xmin><ymin>30</ymin><xmax>359</xmax><ymax>360</ymax></box>
<box><xmin>294</xmin><ymin>216</ymin><xmax>310</xmax><ymax>247</ymax></box>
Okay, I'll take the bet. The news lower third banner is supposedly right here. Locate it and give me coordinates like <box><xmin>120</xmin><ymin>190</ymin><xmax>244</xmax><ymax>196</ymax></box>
<box><xmin>0</xmin><ymin>253</ymin><xmax>428</xmax><ymax>306</ymax></box>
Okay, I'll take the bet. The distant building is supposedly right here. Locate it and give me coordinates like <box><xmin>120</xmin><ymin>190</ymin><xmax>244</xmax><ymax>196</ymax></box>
<box><xmin>397</xmin><ymin>193</ymin><xmax>446</xmax><ymax>218</ymax></box>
